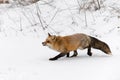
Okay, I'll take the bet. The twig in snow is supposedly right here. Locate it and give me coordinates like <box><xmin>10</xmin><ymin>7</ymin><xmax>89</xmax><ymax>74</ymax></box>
<box><xmin>21</xmin><ymin>10</ymin><xmax>33</xmax><ymax>26</ymax></box>
<box><xmin>47</xmin><ymin>9</ymin><xmax>59</xmax><ymax>27</ymax></box>
<box><xmin>76</xmin><ymin>0</ymin><xmax>81</xmax><ymax>13</ymax></box>
<box><xmin>19</xmin><ymin>15</ymin><xmax>23</xmax><ymax>31</ymax></box>
<box><xmin>36</xmin><ymin>3</ymin><xmax>45</xmax><ymax>30</ymax></box>
<box><xmin>96</xmin><ymin>0</ymin><xmax>101</xmax><ymax>10</ymax></box>
<box><xmin>63</xmin><ymin>0</ymin><xmax>78</xmax><ymax>28</ymax></box>
<box><xmin>40</xmin><ymin>0</ymin><xmax>55</xmax><ymax>8</ymax></box>
<box><xmin>84</xmin><ymin>10</ymin><xmax>88</xmax><ymax>27</ymax></box>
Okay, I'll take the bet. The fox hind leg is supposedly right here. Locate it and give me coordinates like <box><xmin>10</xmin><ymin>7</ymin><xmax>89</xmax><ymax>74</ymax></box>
<box><xmin>71</xmin><ymin>50</ymin><xmax>78</xmax><ymax>57</ymax></box>
<box><xmin>87</xmin><ymin>46</ymin><xmax>92</xmax><ymax>56</ymax></box>
<box><xmin>66</xmin><ymin>50</ymin><xmax>78</xmax><ymax>58</ymax></box>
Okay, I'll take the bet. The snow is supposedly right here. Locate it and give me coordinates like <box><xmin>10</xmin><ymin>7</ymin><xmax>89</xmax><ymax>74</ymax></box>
<box><xmin>0</xmin><ymin>36</ymin><xmax>120</xmax><ymax>80</ymax></box>
<box><xmin>0</xmin><ymin>0</ymin><xmax>120</xmax><ymax>80</ymax></box>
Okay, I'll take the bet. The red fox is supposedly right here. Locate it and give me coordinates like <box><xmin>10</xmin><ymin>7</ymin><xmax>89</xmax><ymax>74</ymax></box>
<box><xmin>42</xmin><ymin>33</ymin><xmax>112</xmax><ymax>60</ymax></box>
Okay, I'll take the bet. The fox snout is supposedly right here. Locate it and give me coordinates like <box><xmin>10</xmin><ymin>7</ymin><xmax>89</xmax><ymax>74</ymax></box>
<box><xmin>42</xmin><ymin>42</ymin><xmax>46</xmax><ymax>46</ymax></box>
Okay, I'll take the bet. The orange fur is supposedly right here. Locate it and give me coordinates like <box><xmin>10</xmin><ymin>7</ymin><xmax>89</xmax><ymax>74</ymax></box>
<box><xmin>42</xmin><ymin>33</ymin><xmax>111</xmax><ymax>60</ymax></box>
<box><xmin>42</xmin><ymin>33</ymin><xmax>91</xmax><ymax>53</ymax></box>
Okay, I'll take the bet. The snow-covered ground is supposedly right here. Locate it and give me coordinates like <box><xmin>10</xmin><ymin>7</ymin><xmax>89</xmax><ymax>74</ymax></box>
<box><xmin>0</xmin><ymin>34</ymin><xmax>120</xmax><ymax>80</ymax></box>
<box><xmin>0</xmin><ymin>0</ymin><xmax>120</xmax><ymax>80</ymax></box>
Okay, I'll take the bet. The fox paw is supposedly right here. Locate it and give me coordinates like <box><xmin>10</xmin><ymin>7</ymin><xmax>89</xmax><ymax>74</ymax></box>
<box><xmin>49</xmin><ymin>58</ymin><xmax>58</xmax><ymax>61</ymax></box>
<box><xmin>71</xmin><ymin>54</ymin><xmax>78</xmax><ymax>57</ymax></box>
<box><xmin>87</xmin><ymin>52</ymin><xmax>92</xmax><ymax>56</ymax></box>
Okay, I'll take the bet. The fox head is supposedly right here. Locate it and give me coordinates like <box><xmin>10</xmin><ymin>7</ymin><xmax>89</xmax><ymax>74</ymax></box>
<box><xmin>42</xmin><ymin>33</ymin><xmax>57</xmax><ymax>49</ymax></box>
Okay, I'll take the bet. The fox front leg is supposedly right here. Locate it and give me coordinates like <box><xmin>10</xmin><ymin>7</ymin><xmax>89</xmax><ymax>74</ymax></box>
<box><xmin>66</xmin><ymin>53</ymin><xmax>70</xmax><ymax>57</ymax></box>
<box><xmin>49</xmin><ymin>53</ymin><xmax>66</xmax><ymax>61</ymax></box>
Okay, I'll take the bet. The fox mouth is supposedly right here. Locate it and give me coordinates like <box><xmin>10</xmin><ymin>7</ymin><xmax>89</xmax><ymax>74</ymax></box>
<box><xmin>42</xmin><ymin>42</ymin><xmax>53</xmax><ymax>49</ymax></box>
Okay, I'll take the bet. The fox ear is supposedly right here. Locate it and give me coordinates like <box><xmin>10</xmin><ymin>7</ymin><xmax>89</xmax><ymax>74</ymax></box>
<box><xmin>48</xmin><ymin>33</ymin><xmax>51</xmax><ymax>37</ymax></box>
<box><xmin>52</xmin><ymin>36</ymin><xmax>57</xmax><ymax>41</ymax></box>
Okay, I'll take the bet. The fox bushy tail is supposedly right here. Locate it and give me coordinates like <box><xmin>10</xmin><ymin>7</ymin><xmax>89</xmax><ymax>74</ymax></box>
<box><xmin>90</xmin><ymin>36</ymin><xmax>111</xmax><ymax>55</ymax></box>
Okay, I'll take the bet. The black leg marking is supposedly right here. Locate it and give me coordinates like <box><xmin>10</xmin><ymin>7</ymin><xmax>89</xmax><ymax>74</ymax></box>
<box><xmin>66</xmin><ymin>53</ymin><xmax>70</xmax><ymax>57</ymax></box>
<box><xmin>49</xmin><ymin>53</ymin><xmax>66</xmax><ymax>61</ymax></box>
<box><xmin>87</xmin><ymin>46</ymin><xmax>92</xmax><ymax>56</ymax></box>
<box><xmin>71</xmin><ymin>50</ymin><xmax>78</xmax><ymax>57</ymax></box>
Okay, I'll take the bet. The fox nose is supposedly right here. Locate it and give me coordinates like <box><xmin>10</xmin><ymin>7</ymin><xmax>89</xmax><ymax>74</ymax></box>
<box><xmin>42</xmin><ymin>42</ymin><xmax>46</xmax><ymax>46</ymax></box>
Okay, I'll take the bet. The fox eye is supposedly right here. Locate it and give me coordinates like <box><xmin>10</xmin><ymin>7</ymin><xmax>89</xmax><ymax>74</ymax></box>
<box><xmin>46</xmin><ymin>40</ymin><xmax>50</xmax><ymax>43</ymax></box>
